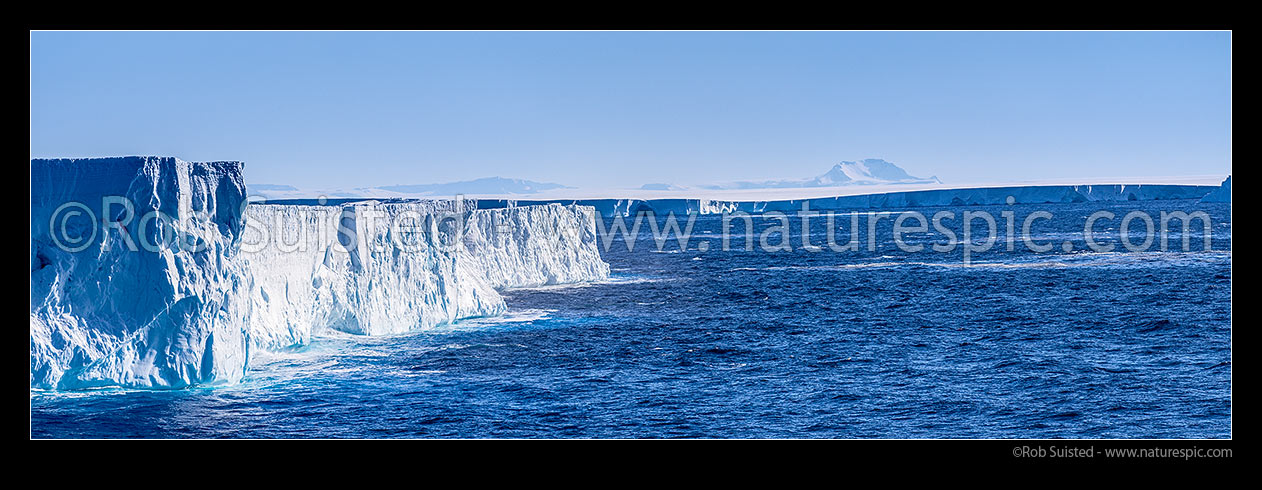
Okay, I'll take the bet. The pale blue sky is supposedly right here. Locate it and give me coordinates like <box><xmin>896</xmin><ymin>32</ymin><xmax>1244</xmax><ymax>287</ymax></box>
<box><xmin>30</xmin><ymin>31</ymin><xmax>1231</xmax><ymax>188</ymax></box>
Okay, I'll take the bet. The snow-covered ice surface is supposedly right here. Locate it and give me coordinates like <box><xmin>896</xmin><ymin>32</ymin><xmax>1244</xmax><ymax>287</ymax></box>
<box><xmin>31</xmin><ymin>157</ymin><xmax>610</xmax><ymax>390</ymax></box>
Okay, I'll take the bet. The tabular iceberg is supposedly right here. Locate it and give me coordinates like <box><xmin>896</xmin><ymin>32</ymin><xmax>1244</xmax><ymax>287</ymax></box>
<box><xmin>31</xmin><ymin>157</ymin><xmax>252</xmax><ymax>390</ymax></box>
<box><xmin>31</xmin><ymin>157</ymin><xmax>610</xmax><ymax>390</ymax></box>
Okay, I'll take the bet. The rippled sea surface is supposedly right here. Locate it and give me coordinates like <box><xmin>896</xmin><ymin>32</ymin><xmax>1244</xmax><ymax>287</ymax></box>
<box><xmin>31</xmin><ymin>201</ymin><xmax>1231</xmax><ymax>438</ymax></box>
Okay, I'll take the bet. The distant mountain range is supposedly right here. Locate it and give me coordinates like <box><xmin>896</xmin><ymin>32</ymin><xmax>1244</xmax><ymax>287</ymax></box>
<box><xmin>248</xmin><ymin>159</ymin><xmax>938</xmax><ymax>198</ymax></box>
<box><xmin>698</xmin><ymin>159</ymin><xmax>940</xmax><ymax>190</ymax></box>
<box><xmin>375</xmin><ymin>177</ymin><xmax>570</xmax><ymax>195</ymax></box>
<box><xmin>246</xmin><ymin>176</ymin><xmax>571</xmax><ymax>199</ymax></box>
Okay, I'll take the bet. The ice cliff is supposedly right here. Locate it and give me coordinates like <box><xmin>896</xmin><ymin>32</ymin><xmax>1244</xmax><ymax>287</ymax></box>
<box><xmin>31</xmin><ymin>157</ymin><xmax>609</xmax><ymax>390</ymax></box>
<box><xmin>1200</xmin><ymin>176</ymin><xmax>1231</xmax><ymax>203</ymax></box>
<box><xmin>240</xmin><ymin>200</ymin><xmax>608</xmax><ymax>348</ymax></box>
<box><xmin>31</xmin><ymin>157</ymin><xmax>251</xmax><ymax>390</ymax></box>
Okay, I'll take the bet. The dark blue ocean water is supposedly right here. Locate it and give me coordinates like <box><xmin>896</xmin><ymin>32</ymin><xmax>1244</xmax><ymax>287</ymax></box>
<box><xmin>30</xmin><ymin>201</ymin><xmax>1231</xmax><ymax>438</ymax></box>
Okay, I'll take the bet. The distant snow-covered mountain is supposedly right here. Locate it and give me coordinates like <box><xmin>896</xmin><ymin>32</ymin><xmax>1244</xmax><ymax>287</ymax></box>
<box><xmin>811</xmin><ymin>159</ymin><xmax>940</xmax><ymax>186</ymax></box>
<box><xmin>696</xmin><ymin>159</ymin><xmax>941</xmax><ymax>190</ymax></box>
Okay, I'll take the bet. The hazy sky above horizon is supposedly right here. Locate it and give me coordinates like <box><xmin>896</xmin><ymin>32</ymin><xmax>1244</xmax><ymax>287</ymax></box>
<box><xmin>30</xmin><ymin>31</ymin><xmax>1231</xmax><ymax>189</ymax></box>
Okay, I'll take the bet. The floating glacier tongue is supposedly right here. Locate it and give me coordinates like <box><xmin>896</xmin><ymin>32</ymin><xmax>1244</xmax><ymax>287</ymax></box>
<box><xmin>30</xmin><ymin>157</ymin><xmax>610</xmax><ymax>390</ymax></box>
